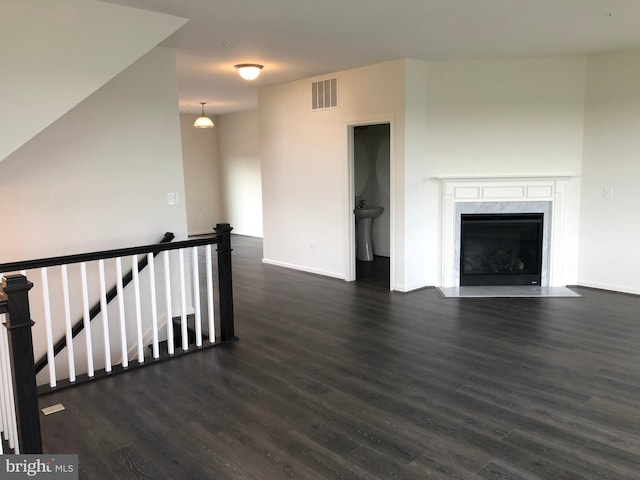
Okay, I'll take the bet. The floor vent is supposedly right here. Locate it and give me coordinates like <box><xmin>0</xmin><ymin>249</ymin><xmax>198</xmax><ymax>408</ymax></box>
<box><xmin>311</xmin><ymin>78</ymin><xmax>338</xmax><ymax>110</ymax></box>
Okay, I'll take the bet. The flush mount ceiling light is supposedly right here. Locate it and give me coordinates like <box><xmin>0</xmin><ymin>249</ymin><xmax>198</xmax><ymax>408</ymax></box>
<box><xmin>234</xmin><ymin>64</ymin><xmax>263</xmax><ymax>81</ymax></box>
<box><xmin>193</xmin><ymin>102</ymin><xmax>214</xmax><ymax>128</ymax></box>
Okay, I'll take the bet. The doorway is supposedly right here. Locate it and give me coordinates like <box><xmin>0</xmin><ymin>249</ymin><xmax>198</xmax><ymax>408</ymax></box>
<box><xmin>349</xmin><ymin>122</ymin><xmax>392</xmax><ymax>289</ymax></box>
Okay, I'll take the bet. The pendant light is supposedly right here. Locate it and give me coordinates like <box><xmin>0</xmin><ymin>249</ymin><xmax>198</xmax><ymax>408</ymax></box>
<box><xmin>194</xmin><ymin>102</ymin><xmax>214</xmax><ymax>128</ymax></box>
<box><xmin>234</xmin><ymin>64</ymin><xmax>263</xmax><ymax>81</ymax></box>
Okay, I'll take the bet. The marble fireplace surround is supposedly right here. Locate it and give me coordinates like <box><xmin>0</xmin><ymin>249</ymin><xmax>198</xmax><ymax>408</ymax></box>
<box><xmin>439</xmin><ymin>176</ymin><xmax>569</xmax><ymax>288</ymax></box>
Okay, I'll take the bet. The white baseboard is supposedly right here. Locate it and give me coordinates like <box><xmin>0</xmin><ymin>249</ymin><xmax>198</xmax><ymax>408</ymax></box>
<box><xmin>261</xmin><ymin>258</ymin><xmax>345</xmax><ymax>280</ymax></box>
<box><xmin>393</xmin><ymin>282</ymin><xmax>431</xmax><ymax>293</ymax></box>
<box><xmin>577</xmin><ymin>280</ymin><xmax>640</xmax><ymax>296</ymax></box>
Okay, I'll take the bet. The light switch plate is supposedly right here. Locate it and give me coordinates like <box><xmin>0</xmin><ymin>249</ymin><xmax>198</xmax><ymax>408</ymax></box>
<box><xmin>167</xmin><ymin>192</ymin><xmax>178</xmax><ymax>205</ymax></box>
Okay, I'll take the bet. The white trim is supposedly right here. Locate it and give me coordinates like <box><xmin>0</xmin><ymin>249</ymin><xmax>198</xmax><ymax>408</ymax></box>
<box><xmin>262</xmin><ymin>258</ymin><xmax>345</xmax><ymax>280</ymax></box>
<box><xmin>435</xmin><ymin>174</ymin><xmax>575</xmax><ymax>181</ymax></box>
<box><xmin>577</xmin><ymin>281</ymin><xmax>640</xmax><ymax>296</ymax></box>
<box><xmin>440</xmin><ymin>176</ymin><xmax>570</xmax><ymax>288</ymax></box>
<box><xmin>394</xmin><ymin>281</ymin><xmax>431</xmax><ymax>293</ymax></box>
<box><xmin>347</xmin><ymin>125</ymin><xmax>356</xmax><ymax>282</ymax></box>
<box><xmin>345</xmin><ymin>118</ymin><xmax>395</xmax><ymax>290</ymax></box>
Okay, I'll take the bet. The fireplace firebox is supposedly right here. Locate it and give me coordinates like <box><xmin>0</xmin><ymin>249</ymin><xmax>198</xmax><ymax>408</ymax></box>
<box><xmin>460</xmin><ymin>213</ymin><xmax>543</xmax><ymax>286</ymax></box>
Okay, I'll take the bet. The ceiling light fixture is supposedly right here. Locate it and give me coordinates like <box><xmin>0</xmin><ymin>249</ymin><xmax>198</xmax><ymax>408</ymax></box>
<box><xmin>234</xmin><ymin>64</ymin><xmax>263</xmax><ymax>81</ymax></box>
<box><xmin>193</xmin><ymin>102</ymin><xmax>214</xmax><ymax>128</ymax></box>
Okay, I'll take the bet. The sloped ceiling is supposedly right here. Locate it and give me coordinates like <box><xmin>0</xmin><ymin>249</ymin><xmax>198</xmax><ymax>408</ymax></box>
<box><xmin>0</xmin><ymin>0</ymin><xmax>187</xmax><ymax>162</ymax></box>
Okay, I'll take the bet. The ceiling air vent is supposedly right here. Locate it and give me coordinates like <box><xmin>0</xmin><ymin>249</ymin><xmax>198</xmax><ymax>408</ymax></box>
<box><xmin>311</xmin><ymin>78</ymin><xmax>338</xmax><ymax>110</ymax></box>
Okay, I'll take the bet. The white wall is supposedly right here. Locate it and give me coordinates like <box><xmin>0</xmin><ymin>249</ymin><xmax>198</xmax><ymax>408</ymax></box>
<box><xmin>258</xmin><ymin>56</ymin><xmax>588</xmax><ymax>290</ymax></box>
<box><xmin>0</xmin><ymin>47</ymin><xmax>189</xmax><ymax>262</ymax></box>
<box><xmin>402</xmin><ymin>59</ymin><xmax>431</xmax><ymax>290</ymax></box>
<box><xmin>259</xmin><ymin>60</ymin><xmax>405</xmax><ymax>281</ymax></box>
<box><xmin>180</xmin><ymin>113</ymin><xmax>223</xmax><ymax>235</ymax></box>
<box><xmin>0</xmin><ymin>0</ymin><xmax>186</xmax><ymax>163</ymax></box>
<box><xmin>579</xmin><ymin>49</ymin><xmax>640</xmax><ymax>294</ymax></box>
<box><xmin>423</xmin><ymin>57</ymin><xmax>587</xmax><ymax>175</ymax></box>
<box><xmin>0</xmin><ymin>47</ymin><xmax>192</xmax><ymax>379</ymax></box>
<box><xmin>418</xmin><ymin>56</ymin><xmax>587</xmax><ymax>287</ymax></box>
<box><xmin>216</xmin><ymin>110</ymin><xmax>263</xmax><ymax>237</ymax></box>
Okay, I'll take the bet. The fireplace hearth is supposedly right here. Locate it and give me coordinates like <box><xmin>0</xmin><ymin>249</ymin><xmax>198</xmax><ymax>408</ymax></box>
<box><xmin>460</xmin><ymin>213</ymin><xmax>543</xmax><ymax>286</ymax></box>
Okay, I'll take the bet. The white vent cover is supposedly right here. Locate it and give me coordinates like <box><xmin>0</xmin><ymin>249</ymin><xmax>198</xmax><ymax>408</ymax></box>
<box><xmin>311</xmin><ymin>78</ymin><xmax>338</xmax><ymax>110</ymax></box>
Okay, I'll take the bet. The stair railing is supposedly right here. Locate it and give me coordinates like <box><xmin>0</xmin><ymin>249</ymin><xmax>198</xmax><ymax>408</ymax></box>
<box><xmin>0</xmin><ymin>224</ymin><xmax>235</xmax><ymax>453</ymax></box>
<box><xmin>32</xmin><ymin>232</ymin><xmax>175</xmax><ymax>377</ymax></box>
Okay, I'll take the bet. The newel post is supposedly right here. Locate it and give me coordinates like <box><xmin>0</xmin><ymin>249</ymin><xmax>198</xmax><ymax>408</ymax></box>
<box><xmin>215</xmin><ymin>223</ymin><xmax>236</xmax><ymax>342</ymax></box>
<box><xmin>2</xmin><ymin>274</ymin><xmax>42</xmax><ymax>453</ymax></box>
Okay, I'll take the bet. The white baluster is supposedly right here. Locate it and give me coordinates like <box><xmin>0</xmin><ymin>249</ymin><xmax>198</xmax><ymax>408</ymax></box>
<box><xmin>192</xmin><ymin>247</ymin><xmax>202</xmax><ymax>347</ymax></box>
<box><xmin>0</xmin><ymin>341</ymin><xmax>5</xmax><ymax>450</ymax></box>
<box><xmin>179</xmin><ymin>249</ymin><xmax>188</xmax><ymax>351</ymax></box>
<box><xmin>98</xmin><ymin>260</ymin><xmax>112</xmax><ymax>373</ymax></box>
<box><xmin>132</xmin><ymin>255</ymin><xmax>144</xmax><ymax>363</ymax></box>
<box><xmin>148</xmin><ymin>253</ymin><xmax>159</xmax><ymax>359</ymax></box>
<box><xmin>0</xmin><ymin>316</ymin><xmax>11</xmax><ymax>446</ymax></box>
<box><xmin>40</xmin><ymin>268</ymin><xmax>57</xmax><ymax>387</ymax></box>
<box><xmin>206</xmin><ymin>244</ymin><xmax>215</xmax><ymax>343</ymax></box>
<box><xmin>0</xmin><ymin>323</ymin><xmax>18</xmax><ymax>452</ymax></box>
<box><xmin>60</xmin><ymin>265</ymin><xmax>76</xmax><ymax>383</ymax></box>
<box><xmin>80</xmin><ymin>262</ymin><xmax>94</xmax><ymax>377</ymax></box>
<box><xmin>163</xmin><ymin>251</ymin><xmax>174</xmax><ymax>355</ymax></box>
<box><xmin>0</xmin><ymin>376</ymin><xmax>3</xmax><ymax>452</ymax></box>
<box><xmin>115</xmin><ymin>258</ymin><xmax>128</xmax><ymax>368</ymax></box>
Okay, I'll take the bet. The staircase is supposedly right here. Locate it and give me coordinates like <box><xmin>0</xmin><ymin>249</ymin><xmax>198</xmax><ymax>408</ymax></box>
<box><xmin>151</xmin><ymin>315</ymin><xmax>199</xmax><ymax>355</ymax></box>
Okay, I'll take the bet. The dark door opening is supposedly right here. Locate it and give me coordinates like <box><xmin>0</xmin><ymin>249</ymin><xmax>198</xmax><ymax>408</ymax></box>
<box><xmin>352</xmin><ymin>123</ymin><xmax>390</xmax><ymax>289</ymax></box>
<box><xmin>460</xmin><ymin>213</ymin><xmax>543</xmax><ymax>286</ymax></box>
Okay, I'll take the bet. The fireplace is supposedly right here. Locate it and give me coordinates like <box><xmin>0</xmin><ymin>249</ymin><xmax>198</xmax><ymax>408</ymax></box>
<box><xmin>460</xmin><ymin>213</ymin><xmax>544</xmax><ymax>286</ymax></box>
<box><xmin>440</xmin><ymin>176</ymin><xmax>572</xmax><ymax>288</ymax></box>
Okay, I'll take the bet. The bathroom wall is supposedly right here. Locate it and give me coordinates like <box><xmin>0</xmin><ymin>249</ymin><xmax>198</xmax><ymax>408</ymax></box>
<box><xmin>354</xmin><ymin>124</ymin><xmax>390</xmax><ymax>257</ymax></box>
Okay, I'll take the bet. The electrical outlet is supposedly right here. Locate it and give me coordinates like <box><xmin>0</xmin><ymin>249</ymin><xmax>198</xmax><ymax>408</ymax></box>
<box><xmin>603</xmin><ymin>186</ymin><xmax>614</xmax><ymax>200</ymax></box>
<box><xmin>167</xmin><ymin>192</ymin><xmax>178</xmax><ymax>205</ymax></box>
<box><xmin>309</xmin><ymin>241</ymin><xmax>316</xmax><ymax>252</ymax></box>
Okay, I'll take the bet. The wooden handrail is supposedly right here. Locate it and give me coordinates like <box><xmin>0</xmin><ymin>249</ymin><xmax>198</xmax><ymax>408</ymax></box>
<box><xmin>0</xmin><ymin>233</ymin><xmax>221</xmax><ymax>273</ymax></box>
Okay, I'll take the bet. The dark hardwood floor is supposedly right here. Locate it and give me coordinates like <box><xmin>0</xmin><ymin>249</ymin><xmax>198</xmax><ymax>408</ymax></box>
<box><xmin>356</xmin><ymin>256</ymin><xmax>390</xmax><ymax>290</ymax></box>
<box><xmin>39</xmin><ymin>235</ymin><xmax>640</xmax><ymax>479</ymax></box>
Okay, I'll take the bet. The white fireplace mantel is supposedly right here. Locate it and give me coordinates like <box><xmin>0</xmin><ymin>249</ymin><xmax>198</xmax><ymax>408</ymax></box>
<box><xmin>439</xmin><ymin>176</ymin><xmax>570</xmax><ymax>288</ymax></box>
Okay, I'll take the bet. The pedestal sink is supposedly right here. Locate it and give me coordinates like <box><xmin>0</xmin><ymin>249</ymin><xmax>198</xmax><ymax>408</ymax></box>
<box><xmin>355</xmin><ymin>206</ymin><xmax>383</xmax><ymax>261</ymax></box>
